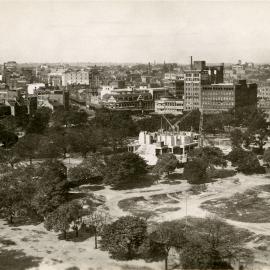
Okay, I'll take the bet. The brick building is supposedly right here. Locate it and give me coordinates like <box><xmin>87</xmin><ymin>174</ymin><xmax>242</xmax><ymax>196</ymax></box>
<box><xmin>201</xmin><ymin>80</ymin><xmax>257</xmax><ymax>114</ymax></box>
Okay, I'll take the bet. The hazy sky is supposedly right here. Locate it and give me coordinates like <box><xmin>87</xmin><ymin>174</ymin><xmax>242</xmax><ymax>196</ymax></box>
<box><xmin>0</xmin><ymin>0</ymin><xmax>270</xmax><ymax>63</ymax></box>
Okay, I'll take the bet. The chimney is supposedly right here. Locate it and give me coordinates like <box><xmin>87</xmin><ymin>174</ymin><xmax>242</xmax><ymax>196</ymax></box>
<box><xmin>190</xmin><ymin>56</ymin><xmax>193</xmax><ymax>70</ymax></box>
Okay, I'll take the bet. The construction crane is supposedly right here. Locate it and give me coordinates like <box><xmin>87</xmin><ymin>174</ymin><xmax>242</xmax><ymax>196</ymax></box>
<box><xmin>161</xmin><ymin>109</ymin><xmax>204</xmax><ymax>147</ymax></box>
<box><xmin>198</xmin><ymin>108</ymin><xmax>204</xmax><ymax>147</ymax></box>
<box><xmin>160</xmin><ymin>110</ymin><xmax>195</xmax><ymax>133</ymax></box>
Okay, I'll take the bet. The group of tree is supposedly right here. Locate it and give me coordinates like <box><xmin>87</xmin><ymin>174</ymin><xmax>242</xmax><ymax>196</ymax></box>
<box><xmin>227</xmin><ymin>147</ymin><xmax>264</xmax><ymax>174</ymax></box>
<box><xmin>183</xmin><ymin>146</ymin><xmax>228</xmax><ymax>184</ymax></box>
<box><xmin>100</xmin><ymin>215</ymin><xmax>249</xmax><ymax>270</ymax></box>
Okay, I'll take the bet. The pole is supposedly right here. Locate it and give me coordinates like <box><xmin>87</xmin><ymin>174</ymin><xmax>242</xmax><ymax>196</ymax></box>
<box><xmin>185</xmin><ymin>192</ymin><xmax>188</xmax><ymax>230</ymax></box>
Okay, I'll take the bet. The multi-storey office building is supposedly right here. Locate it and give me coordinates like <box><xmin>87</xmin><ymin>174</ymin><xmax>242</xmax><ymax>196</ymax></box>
<box><xmin>184</xmin><ymin>69</ymin><xmax>209</xmax><ymax>111</ymax></box>
<box><xmin>201</xmin><ymin>80</ymin><xmax>257</xmax><ymax>114</ymax></box>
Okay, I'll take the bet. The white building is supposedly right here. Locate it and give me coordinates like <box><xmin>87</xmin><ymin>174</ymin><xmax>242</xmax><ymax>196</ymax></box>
<box><xmin>62</xmin><ymin>70</ymin><xmax>89</xmax><ymax>86</ymax></box>
<box><xmin>128</xmin><ymin>130</ymin><xmax>198</xmax><ymax>165</ymax></box>
<box><xmin>155</xmin><ymin>97</ymin><xmax>183</xmax><ymax>115</ymax></box>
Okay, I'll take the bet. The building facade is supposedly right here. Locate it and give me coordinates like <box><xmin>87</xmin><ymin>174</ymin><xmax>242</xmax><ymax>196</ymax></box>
<box><xmin>62</xmin><ymin>70</ymin><xmax>89</xmax><ymax>86</ymax></box>
<box><xmin>201</xmin><ymin>80</ymin><xmax>257</xmax><ymax>114</ymax></box>
<box><xmin>155</xmin><ymin>97</ymin><xmax>184</xmax><ymax>115</ymax></box>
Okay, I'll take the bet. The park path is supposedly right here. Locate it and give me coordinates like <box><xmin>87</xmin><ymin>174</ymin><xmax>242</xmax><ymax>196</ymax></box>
<box><xmin>96</xmin><ymin>173</ymin><xmax>270</xmax><ymax>235</ymax></box>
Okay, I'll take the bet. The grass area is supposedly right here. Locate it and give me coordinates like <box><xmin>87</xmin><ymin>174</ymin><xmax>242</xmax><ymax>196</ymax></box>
<box><xmin>201</xmin><ymin>186</ymin><xmax>270</xmax><ymax>223</ymax></box>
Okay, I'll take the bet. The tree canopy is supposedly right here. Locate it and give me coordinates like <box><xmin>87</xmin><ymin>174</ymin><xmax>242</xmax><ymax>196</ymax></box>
<box><xmin>100</xmin><ymin>215</ymin><xmax>147</xmax><ymax>260</ymax></box>
<box><xmin>104</xmin><ymin>152</ymin><xmax>147</xmax><ymax>188</ymax></box>
<box><xmin>153</xmin><ymin>153</ymin><xmax>178</xmax><ymax>176</ymax></box>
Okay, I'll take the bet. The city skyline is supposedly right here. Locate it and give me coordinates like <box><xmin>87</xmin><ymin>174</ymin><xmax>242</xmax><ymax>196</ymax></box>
<box><xmin>1</xmin><ymin>0</ymin><xmax>270</xmax><ymax>63</ymax></box>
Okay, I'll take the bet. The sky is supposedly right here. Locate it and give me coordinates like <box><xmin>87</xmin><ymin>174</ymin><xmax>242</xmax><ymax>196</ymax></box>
<box><xmin>0</xmin><ymin>0</ymin><xmax>270</xmax><ymax>64</ymax></box>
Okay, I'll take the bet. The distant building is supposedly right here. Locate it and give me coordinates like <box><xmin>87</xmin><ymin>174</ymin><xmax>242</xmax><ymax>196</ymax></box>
<box><xmin>155</xmin><ymin>97</ymin><xmax>184</xmax><ymax>115</ymax></box>
<box><xmin>257</xmin><ymin>83</ymin><xmax>270</xmax><ymax>120</ymax></box>
<box><xmin>62</xmin><ymin>70</ymin><xmax>89</xmax><ymax>86</ymax></box>
<box><xmin>184</xmin><ymin>69</ymin><xmax>209</xmax><ymax>110</ymax></box>
<box><xmin>101</xmin><ymin>90</ymin><xmax>153</xmax><ymax>111</ymax></box>
<box><xmin>202</xmin><ymin>80</ymin><xmax>257</xmax><ymax>114</ymax></box>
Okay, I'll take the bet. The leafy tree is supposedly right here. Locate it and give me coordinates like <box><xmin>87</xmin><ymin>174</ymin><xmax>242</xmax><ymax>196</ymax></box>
<box><xmin>14</xmin><ymin>133</ymin><xmax>42</xmax><ymax>164</ymax></box>
<box><xmin>85</xmin><ymin>210</ymin><xmax>111</xmax><ymax>249</ymax></box>
<box><xmin>230</xmin><ymin>129</ymin><xmax>244</xmax><ymax>148</ymax></box>
<box><xmin>237</xmin><ymin>151</ymin><xmax>263</xmax><ymax>175</ymax></box>
<box><xmin>44</xmin><ymin>201</ymin><xmax>82</xmax><ymax>239</ymax></box>
<box><xmin>69</xmin><ymin>128</ymin><xmax>98</xmax><ymax>158</ymax></box>
<box><xmin>190</xmin><ymin>146</ymin><xmax>227</xmax><ymax>168</ymax></box>
<box><xmin>69</xmin><ymin>155</ymin><xmax>105</xmax><ymax>186</ymax></box>
<box><xmin>100</xmin><ymin>216</ymin><xmax>147</xmax><ymax>260</ymax></box>
<box><xmin>227</xmin><ymin>147</ymin><xmax>247</xmax><ymax>167</ymax></box>
<box><xmin>183</xmin><ymin>158</ymin><xmax>208</xmax><ymax>184</ymax></box>
<box><xmin>37</xmin><ymin>135</ymin><xmax>62</xmax><ymax>160</ymax></box>
<box><xmin>180</xmin><ymin>217</ymin><xmax>240</xmax><ymax>269</ymax></box>
<box><xmin>227</xmin><ymin>148</ymin><xmax>263</xmax><ymax>174</ymax></box>
<box><xmin>33</xmin><ymin>160</ymin><xmax>69</xmax><ymax>217</ymax></box>
<box><xmin>149</xmin><ymin>221</ymin><xmax>186</xmax><ymax>270</ymax></box>
<box><xmin>47</xmin><ymin>127</ymin><xmax>75</xmax><ymax>158</ymax></box>
<box><xmin>0</xmin><ymin>130</ymin><xmax>18</xmax><ymax>148</ymax></box>
<box><xmin>0</xmin><ymin>167</ymin><xmax>37</xmax><ymax>223</ymax></box>
<box><xmin>263</xmin><ymin>148</ymin><xmax>270</xmax><ymax>167</ymax></box>
<box><xmin>153</xmin><ymin>153</ymin><xmax>178</xmax><ymax>176</ymax></box>
<box><xmin>26</xmin><ymin>107</ymin><xmax>52</xmax><ymax>134</ymax></box>
<box><xmin>105</xmin><ymin>152</ymin><xmax>147</xmax><ymax>188</ymax></box>
<box><xmin>52</xmin><ymin>108</ymin><xmax>88</xmax><ymax>128</ymax></box>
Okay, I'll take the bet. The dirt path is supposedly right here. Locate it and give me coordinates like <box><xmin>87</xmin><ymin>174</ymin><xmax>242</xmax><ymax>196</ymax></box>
<box><xmin>96</xmin><ymin>174</ymin><xmax>270</xmax><ymax>235</ymax></box>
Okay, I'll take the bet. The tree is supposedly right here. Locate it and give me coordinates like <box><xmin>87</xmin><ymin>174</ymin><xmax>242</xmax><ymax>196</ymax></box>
<box><xmin>227</xmin><ymin>147</ymin><xmax>247</xmax><ymax>167</ymax></box>
<box><xmin>33</xmin><ymin>160</ymin><xmax>69</xmax><ymax>217</ymax></box>
<box><xmin>153</xmin><ymin>153</ymin><xmax>178</xmax><ymax>176</ymax></box>
<box><xmin>105</xmin><ymin>152</ymin><xmax>147</xmax><ymax>188</ymax></box>
<box><xmin>237</xmin><ymin>151</ymin><xmax>263</xmax><ymax>175</ymax></box>
<box><xmin>69</xmin><ymin>155</ymin><xmax>105</xmax><ymax>186</ymax></box>
<box><xmin>36</xmin><ymin>135</ymin><xmax>62</xmax><ymax>160</ymax></box>
<box><xmin>0</xmin><ymin>166</ymin><xmax>37</xmax><ymax>223</ymax></box>
<box><xmin>230</xmin><ymin>129</ymin><xmax>244</xmax><ymax>148</ymax></box>
<box><xmin>0</xmin><ymin>130</ymin><xmax>18</xmax><ymax>148</ymax></box>
<box><xmin>180</xmin><ymin>217</ymin><xmax>240</xmax><ymax>269</ymax></box>
<box><xmin>14</xmin><ymin>133</ymin><xmax>42</xmax><ymax>164</ymax></box>
<box><xmin>69</xmin><ymin>128</ymin><xmax>98</xmax><ymax>158</ymax></box>
<box><xmin>85</xmin><ymin>209</ymin><xmax>111</xmax><ymax>249</ymax></box>
<box><xmin>47</xmin><ymin>127</ymin><xmax>75</xmax><ymax>158</ymax></box>
<box><xmin>44</xmin><ymin>201</ymin><xmax>82</xmax><ymax>239</ymax></box>
<box><xmin>183</xmin><ymin>158</ymin><xmax>208</xmax><ymax>184</ymax></box>
<box><xmin>190</xmin><ymin>146</ymin><xmax>227</xmax><ymax>168</ymax></box>
<box><xmin>227</xmin><ymin>148</ymin><xmax>263</xmax><ymax>174</ymax></box>
<box><xmin>26</xmin><ymin>107</ymin><xmax>52</xmax><ymax>134</ymax></box>
<box><xmin>52</xmin><ymin>108</ymin><xmax>88</xmax><ymax>128</ymax></box>
<box><xmin>149</xmin><ymin>221</ymin><xmax>186</xmax><ymax>270</ymax></box>
<box><xmin>263</xmin><ymin>148</ymin><xmax>270</xmax><ymax>167</ymax></box>
<box><xmin>100</xmin><ymin>216</ymin><xmax>147</xmax><ymax>260</ymax></box>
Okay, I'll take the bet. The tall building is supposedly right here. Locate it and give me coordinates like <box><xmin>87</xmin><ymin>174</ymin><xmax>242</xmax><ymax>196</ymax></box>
<box><xmin>184</xmin><ymin>59</ymin><xmax>224</xmax><ymax>111</ymax></box>
<box><xmin>201</xmin><ymin>80</ymin><xmax>257</xmax><ymax>114</ymax></box>
<box><xmin>184</xmin><ymin>69</ymin><xmax>209</xmax><ymax>111</ymax></box>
